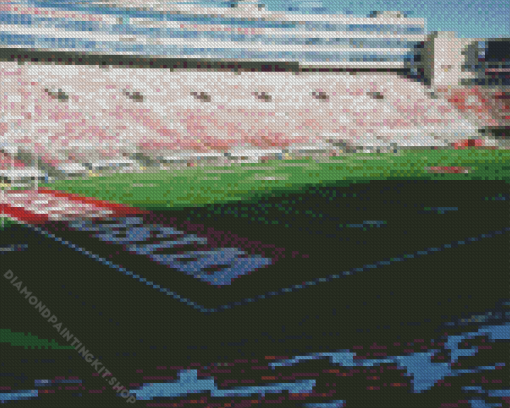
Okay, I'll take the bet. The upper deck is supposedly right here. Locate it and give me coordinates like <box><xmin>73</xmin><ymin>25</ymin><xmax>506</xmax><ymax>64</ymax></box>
<box><xmin>0</xmin><ymin>1</ymin><xmax>426</xmax><ymax>69</ymax></box>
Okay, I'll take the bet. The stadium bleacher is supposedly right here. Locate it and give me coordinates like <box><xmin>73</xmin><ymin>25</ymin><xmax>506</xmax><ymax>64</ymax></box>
<box><xmin>0</xmin><ymin>61</ymin><xmax>504</xmax><ymax>180</ymax></box>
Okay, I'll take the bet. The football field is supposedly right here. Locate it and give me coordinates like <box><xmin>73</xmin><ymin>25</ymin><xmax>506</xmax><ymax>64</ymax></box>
<box><xmin>37</xmin><ymin>148</ymin><xmax>510</xmax><ymax>211</ymax></box>
<box><xmin>1</xmin><ymin>147</ymin><xmax>509</xmax><ymax>407</ymax></box>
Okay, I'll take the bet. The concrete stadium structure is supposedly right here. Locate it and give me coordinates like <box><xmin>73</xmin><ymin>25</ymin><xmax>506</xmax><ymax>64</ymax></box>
<box><xmin>409</xmin><ymin>32</ymin><xmax>510</xmax><ymax>88</ymax></box>
<box><xmin>0</xmin><ymin>1</ymin><xmax>507</xmax><ymax>83</ymax></box>
<box><xmin>0</xmin><ymin>2</ymin><xmax>426</xmax><ymax>70</ymax></box>
<box><xmin>1</xmin><ymin>60</ymin><xmax>500</xmax><ymax>164</ymax></box>
<box><xmin>0</xmin><ymin>1</ymin><xmax>508</xmax><ymax>175</ymax></box>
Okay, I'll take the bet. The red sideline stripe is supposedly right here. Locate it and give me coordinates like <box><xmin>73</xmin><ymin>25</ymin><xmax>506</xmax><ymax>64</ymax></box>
<box><xmin>0</xmin><ymin>204</ymin><xmax>49</xmax><ymax>224</ymax></box>
<box><xmin>36</xmin><ymin>188</ymin><xmax>149</xmax><ymax>215</ymax></box>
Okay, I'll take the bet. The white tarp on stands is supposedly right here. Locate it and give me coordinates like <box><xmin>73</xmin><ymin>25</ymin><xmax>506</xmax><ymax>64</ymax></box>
<box><xmin>0</xmin><ymin>143</ymin><xmax>19</xmax><ymax>155</ymax></box>
<box><xmin>159</xmin><ymin>152</ymin><xmax>224</xmax><ymax>163</ymax></box>
<box><xmin>225</xmin><ymin>148</ymin><xmax>284</xmax><ymax>161</ymax></box>
<box><xmin>283</xmin><ymin>144</ymin><xmax>331</xmax><ymax>154</ymax></box>
<box><xmin>56</xmin><ymin>163</ymin><xmax>89</xmax><ymax>175</ymax></box>
<box><xmin>86</xmin><ymin>159</ymin><xmax>140</xmax><ymax>171</ymax></box>
<box><xmin>0</xmin><ymin>169</ymin><xmax>45</xmax><ymax>181</ymax></box>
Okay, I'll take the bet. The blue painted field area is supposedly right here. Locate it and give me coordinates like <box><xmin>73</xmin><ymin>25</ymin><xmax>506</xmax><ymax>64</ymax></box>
<box><xmin>66</xmin><ymin>216</ymin><xmax>273</xmax><ymax>286</ymax></box>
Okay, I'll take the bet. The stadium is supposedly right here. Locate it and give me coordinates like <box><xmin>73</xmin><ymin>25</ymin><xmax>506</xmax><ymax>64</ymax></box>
<box><xmin>0</xmin><ymin>0</ymin><xmax>508</xmax><ymax>188</ymax></box>
<box><xmin>0</xmin><ymin>3</ymin><xmax>509</xmax><ymax>408</ymax></box>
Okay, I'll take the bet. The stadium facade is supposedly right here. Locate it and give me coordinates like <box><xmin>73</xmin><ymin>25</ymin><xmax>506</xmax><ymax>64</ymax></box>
<box><xmin>0</xmin><ymin>1</ymin><xmax>507</xmax><ymax>87</ymax></box>
<box><xmin>411</xmin><ymin>32</ymin><xmax>510</xmax><ymax>88</ymax></box>
<box><xmin>0</xmin><ymin>2</ymin><xmax>425</xmax><ymax>69</ymax></box>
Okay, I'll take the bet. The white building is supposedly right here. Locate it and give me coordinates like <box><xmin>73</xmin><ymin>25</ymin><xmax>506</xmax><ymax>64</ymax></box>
<box><xmin>3</xmin><ymin>2</ymin><xmax>507</xmax><ymax>89</ymax></box>
<box><xmin>0</xmin><ymin>3</ymin><xmax>426</xmax><ymax>70</ymax></box>
<box><xmin>417</xmin><ymin>31</ymin><xmax>483</xmax><ymax>88</ymax></box>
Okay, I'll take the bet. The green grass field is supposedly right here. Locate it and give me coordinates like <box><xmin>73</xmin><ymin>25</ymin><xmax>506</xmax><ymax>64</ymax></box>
<box><xmin>0</xmin><ymin>329</ymin><xmax>74</xmax><ymax>350</ymax></box>
<box><xmin>1</xmin><ymin>148</ymin><xmax>509</xmax><ymax>230</ymax></box>
<box><xmin>0</xmin><ymin>217</ymin><xmax>19</xmax><ymax>230</ymax></box>
<box><xmin>40</xmin><ymin>148</ymin><xmax>510</xmax><ymax>210</ymax></box>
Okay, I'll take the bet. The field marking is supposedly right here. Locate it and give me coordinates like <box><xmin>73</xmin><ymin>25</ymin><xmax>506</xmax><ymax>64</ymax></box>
<box><xmin>26</xmin><ymin>223</ymin><xmax>510</xmax><ymax>313</ymax></box>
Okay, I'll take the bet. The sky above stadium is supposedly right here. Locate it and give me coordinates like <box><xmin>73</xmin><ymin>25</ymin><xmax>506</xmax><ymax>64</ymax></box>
<box><xmin>197</xmin><ymin>0</ymin><xmax>510</xmax><ymax>39</ymax></box>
